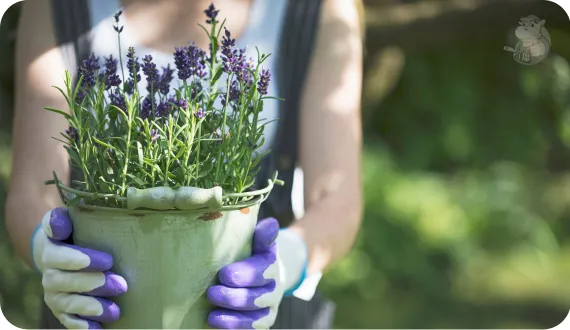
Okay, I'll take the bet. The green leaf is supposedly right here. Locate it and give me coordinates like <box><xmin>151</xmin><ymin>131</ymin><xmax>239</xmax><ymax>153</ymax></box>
<box><xmin>231</xmin><ymin>152</ymin><xmax>243</xmax><ymax>163</ymax></box>
<box><xmin>136</xmin><ymin>141</ymin><xmax>144</xmax><ymax>167</ymax></box>
<box><xmin>197</xmin><ymin>161</ymin><xmax>214</xmax><ymax>178</ymax></box>
<box><xmin>67</xmin><ymin>196</ymin><xmax>83</xmax><ymax>207</ymax></box>
<box><xmin>53</xmin><ymin>136</ymin><xmax>72</xmax><ymax>146</ymax></box>
<box><xmin>65</xmin><ymin>146</ymin><xmax>82</xmax><ymax>168</ymax></box>
<box><xmin>211</xmin><ymin>69</ymin><xmax>223</xmax><ymax>85</ymax></box>
<box><xmin>45</xmin><ymin>107</ymin><xmax>72</xmax><ymax>120</ymax></box>
<box><xmin>92</xmin><ymin>136</ymin><xmax>124</xmax><ymax>155</ymax></box>
<box><xmin>198</xmin><ymin>23</ymin><xmax>211</xmax><ymax>38</ymax></box>
<box><xmin>172</xmin><ymin>145</ymin><xmax>186</xmax><ymax>162</ymax></box>
<box><xmin>52</xmin><ymin>86</ymin><xmax>73</xmax><ymax>109</ymax></box>
<box><xmin>250</xmin><ymin>155</ymin><xmax>263</xmax><ymax>168</ymax></box>
<box><xmin>108</xmin><ymin>105</ymin><xmax>129</xmax><ymax>121</ymax></box>
<box><xmin>98</xmin><ymin>177</ymin><xmax>112</xmax><ymax>192</ymax></box>
<box><xmin>126</xmin><ymin>173</ymin><xmax>146</xmax><ymax>187</ymax></box>
<box><xmin>261</xmin><ymin>96</ymin><xmax>285</xmax><ymax>101</ymax></box>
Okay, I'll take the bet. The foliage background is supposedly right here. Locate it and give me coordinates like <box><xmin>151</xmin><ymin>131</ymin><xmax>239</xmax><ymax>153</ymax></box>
<box><xmin>1</xmin><ymin>0</ymin><xmax>570</xmax><ymax>328</ymax></box>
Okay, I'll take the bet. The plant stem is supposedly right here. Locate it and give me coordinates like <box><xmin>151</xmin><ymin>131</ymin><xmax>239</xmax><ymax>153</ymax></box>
<box><xmin>164</xmin><ymin>115</ymin><xmax>174</xmax><ymax>186</ymax></box>
<box><xmin>215</xmin><ymin>75</ymin><xmax>232</xmax><ymax>181</ymax></box>
<box><xmin>234</xmin><ymin>83</ymin><xmax>247</xmax><ymax>190</ymax></box>
<box><xmin>117</xmin><ymin>33</ymin><xmax>126</xmax><ymax>88</ymax></box>
<box><xmin>183</xmin><ymin>104</ymin><xmax>195</xmax><ymax>186</ymax></box>
<box><xmin>151</xmin><ymin>146</ymin><xmax>157</xmax><ymax>187</ymax></box>
<box><xmin>121</xmin><ymin>103</ymin><xmax>133</xmax><ymax>196</ymax></box>
<box><xmin>194</xmin><ymin>124</ymin><xmax>202</xmax><ymax>183</ymax></box>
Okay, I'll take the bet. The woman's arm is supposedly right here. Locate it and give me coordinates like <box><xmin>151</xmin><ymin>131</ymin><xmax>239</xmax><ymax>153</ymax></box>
<box><xmin>290</xmin><ymin>0</ymin><xmax>364</xmax><ymax>275</ymax></box>
<box><xmin>5</xmin><ymin>0</ymin><xmax>72</xmax><ymax>265</ymax></box>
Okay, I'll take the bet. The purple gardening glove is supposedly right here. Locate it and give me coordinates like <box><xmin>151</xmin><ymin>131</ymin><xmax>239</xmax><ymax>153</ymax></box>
<box><xmin>207</xmin><ymin>217</ymin><xmax>309</xmax><ymax>329</ymax></box>
<box><xmin>31</xmin><ymin>207</ymin><xmax>128</xmax><ymax>329</ymax></box>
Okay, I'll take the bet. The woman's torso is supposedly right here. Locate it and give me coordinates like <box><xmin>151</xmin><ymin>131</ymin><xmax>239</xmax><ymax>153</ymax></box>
<box><xmin>42</xmin><ymin>1</ymin><xmax>334</xmax><ymax>328</ymax></box>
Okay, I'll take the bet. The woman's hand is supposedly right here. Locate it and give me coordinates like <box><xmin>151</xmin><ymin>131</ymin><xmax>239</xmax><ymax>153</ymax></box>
<box><xmin>207</xmin><ymin>217</ymin><xmax>308</xmax><ymax>329</ymax></box>
<box><xmin>31</xmin><ymin>207</ymin><xmax>128</xmax><ymax>329</ymax></box>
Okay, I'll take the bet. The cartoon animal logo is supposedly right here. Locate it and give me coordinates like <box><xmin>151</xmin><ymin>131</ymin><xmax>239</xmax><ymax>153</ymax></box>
<box><xmin>504</xmin><ymin>15</ymin><xmax>551</xmax><ymax>65</ymax></box>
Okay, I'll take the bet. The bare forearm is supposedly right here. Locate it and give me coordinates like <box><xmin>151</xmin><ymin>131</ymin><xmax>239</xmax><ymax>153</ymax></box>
<box><xmin>288</xmin><ymin>192</ymin><xmax>362</xmax><ymax>275</ymax></box>
<box><xmin>5</xmin><ymin>186</ymin><xmax>63</xmax><ymax>266</ymax></box>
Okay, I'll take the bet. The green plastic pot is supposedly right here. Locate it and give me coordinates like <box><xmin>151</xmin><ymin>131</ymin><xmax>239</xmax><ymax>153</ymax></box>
<box><xmin>68</xmin><ymin>202</ymin><xmax>260</xmax><ymax>329</ymax></box>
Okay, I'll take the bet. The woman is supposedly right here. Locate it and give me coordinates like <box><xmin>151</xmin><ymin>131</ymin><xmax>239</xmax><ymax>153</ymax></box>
<box><xmin>5</xmin><ymin>0</ymin><xmax>363</xmax><ymax>328</ymax></box>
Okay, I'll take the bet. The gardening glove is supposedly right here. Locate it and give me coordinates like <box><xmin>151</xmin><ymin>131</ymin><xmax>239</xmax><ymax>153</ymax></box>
<box><xmin>207</xmin><ymin>217</ymin><xmax>309</xmax><ymax>329</ymax></box>
<box><xmin>31</xmin><ymin>207</ymin><xmax>128</xmax><ymax>329</ymax></box>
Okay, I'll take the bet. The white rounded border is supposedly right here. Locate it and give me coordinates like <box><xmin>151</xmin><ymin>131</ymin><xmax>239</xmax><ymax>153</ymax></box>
<box><xmin>0</xmin><ymin>0</ymin><xmax>568</xmax><ymax>329</ymax></box>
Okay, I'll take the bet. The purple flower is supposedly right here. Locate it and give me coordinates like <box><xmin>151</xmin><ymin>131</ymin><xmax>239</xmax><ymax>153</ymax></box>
<box><xmin>194</xmin><ymin>107</ymin><xmax>205</xmax><ymax>119</ymax></box>
<box><xmin>174</xmin><ymin>43</ymin><xmax>208</xmax><ymax>81</ymax></box>
<box><xmin>114</xmin><ymin>10</ymin><xmax>122</xmax><ymax>22</ymax></box>
<box><xmin>192</xmin><ymin>81</ymin><xmax>203</xmax><ymax>100</ymax></box>
<box><xmin>124</xmin><ymin>79</ymin><xmax>135</xmax><ymax>95</ymax></box>
<box><xmin>142</xmin><ymin>55</ymin><xmax>160</xmax><ymax>94</ymax></box>
<box><xmin>220</xmin><ymin>80</ymin><xmax>241</xmax><ymax>107</ymax></box>
<box><xmin>140</xmin><ymin>96</ymin><xmax>154</xmax><ymax>119</ymax></box>
<box><xmin>113</xmin><ymin>10</ymin><xmax>123</xmax><ymax>33</ymax></box>
<box><xmin>177</xmin><ymin>98</ymin><xmax>188</xmax><ymax>110</ymax></box>
<box><xmin>238</xmin><ymin>54</ymin><xmax>255</xmax><ymax>87</ymax></box>
<box><xmin>221</xmin><ymin>28</ymin><xmax>236</xmax><ymax>55</ymax></box>
<box><xmin>204</xmin><ymin>3</ymin><xmax>219</xmax><ymax>24</ymax></box>
<box><xmin>220</xmin><ymin>29</ymin><xmax>238</xmax><ymax>74</ymax></box>
<box><xmin>65</xmin><ymin>126</ymin><xmax>78</xmax><ymax>141</ymax></box>
<box><xmin>158</xmin><ymin>65</ymin><xmax>174</xmax><ymax>95</ymax></box>
<box><xmin>230</xmin><ymin>80</ymin><xmax>240</xmax><ymax>102</ymax></box>
<box><xmin>110</xmin><ymin>91</ymin><xmax>126</xmax><ymax>111</ymax></box>
<box><xmin>150</xmin><ymin>129</ymin><xmax>160</xmax><ymax>142</ymax></box>
<box><xmin>257</xmin><ymin>69</ymin><xmax>271</xmax><ymax>95</ymax></box>
<box><xmin>103</xmin><ymin>55</ymin><xmax>121</xmax><ymax>89</ymax></box>
<box><xmin>75</xmin><ymin>90</ymin><xmax>87</xmax><ymax>104</ymax></box>
<box><xmin>127</xmin><ymin>47</ymin><xmax>141</xmax><ymax>82</ymax></box>
<box><xmin>78</xmin><ymin>53</ymin><xmax>100</xmax><ymax>90</ymax></box>
<box><xmin>155</xmin><ymin>98</ymin><xmax>174</xmax><ymax>118</ymax></box>
<box><xmin>174</xmin><ymin>47</ymin><xmax>192</xmax><ymax>81</ymax></box>
<box><xmin>189</xmin><ymin>44</ymin><xmax>207</xmax><ymax>78</ymax></box>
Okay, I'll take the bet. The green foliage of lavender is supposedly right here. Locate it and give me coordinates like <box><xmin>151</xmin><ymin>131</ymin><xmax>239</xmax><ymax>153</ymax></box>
<box><xmin>47</xmin><ymin>4</ymin><xmax>276</xmax><ymax>205</ymax></box>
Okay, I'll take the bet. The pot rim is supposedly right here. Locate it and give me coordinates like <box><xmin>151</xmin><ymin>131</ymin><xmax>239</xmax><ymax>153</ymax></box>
<box><xmin>47</xmin><ymin>171</ymin><xmax>283</xmax><ymax>212</ymax></box>
<box><xmin>70</xmin><ymin>196</ymin><xmax>263</xmax><ymax>214</ymax></box>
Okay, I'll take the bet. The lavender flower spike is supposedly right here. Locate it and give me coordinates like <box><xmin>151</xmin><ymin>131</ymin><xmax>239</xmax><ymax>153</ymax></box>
<box><xmin>174</xmin><ymin>47</ymin><xmax>192</xmax><ymax>81</ymax></box>
<box><xmin>140</xmin><ymin>96</ymin><xmax>154</xmax><ymax>120</ymax></box>
<box><xmin>204</xmin><ymin>3</ymin><xmax>219</xmax><ymax>24</ymax></box>
<box><xmin>194</xmin><ymin>107</ymin><xmax>205</xmax><ymax>119</ymax></box>
<box><xmin>110</xmin><ymin>92</ymin><xmax>126</xmax><ymax>112</ymax></box>
<box><xmin>158</xmin><ymin>65</ymin><xmax>174</xmax><ymax>95</ymax></box>
<box><xmin>113</xmin><ymin>10</ymin><xmax>123</xmax><ymax>33</ymax></box>
<box><xmin>142</xmin><ymin>55</ymin><xmax>160</xmax><ymax>94</ymax></box>
<box><xmin>258</xmin><ymin>69</ymin><xmax>271</xmax><ymax>95</ymax></box>
<box><xmin>103</xmin><ymin>55</ymin><xmax>121</xmax><ymax>89</ymax></box>
<box><xmin>126</xmin><ymin>47</ymin><xmax>141</xmax><ymax>81</ymax></box>
<box><xmin>78</xmin><ymin>53</ymin><xmax>100</xmax><ymax>89</ymax></box>
<box><xmin>177</xmin><ymin>98</ymin><xmax>189</xmax><ymax>110</ymax></box>
<box><xmin>65</xmin><ymin>126</ymin><xmax>78</xmax><ymax>141</ymax></box>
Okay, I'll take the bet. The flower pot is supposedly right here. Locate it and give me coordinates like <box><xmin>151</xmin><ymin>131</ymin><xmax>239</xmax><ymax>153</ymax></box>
<box><xmin>68</xmin><ymin>202</ymin><xmax>260</xmax><ymax>329</ymax></box>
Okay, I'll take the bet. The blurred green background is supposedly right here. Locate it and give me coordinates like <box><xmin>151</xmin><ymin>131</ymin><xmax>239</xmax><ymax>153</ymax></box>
<box><xmin>1</xmin><ymin>0</ymin><xmax>570</xmax><ymax>328</ymax></box>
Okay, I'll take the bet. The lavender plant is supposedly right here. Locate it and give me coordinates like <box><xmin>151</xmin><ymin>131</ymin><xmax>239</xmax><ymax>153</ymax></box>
<box><xmin>46</xmin><ymin>4</ymin><xmax>279</xmax><ymax>208</ymax></box>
